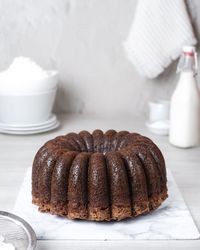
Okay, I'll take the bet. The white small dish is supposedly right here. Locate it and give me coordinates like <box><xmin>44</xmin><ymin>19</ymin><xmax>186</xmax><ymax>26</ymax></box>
<box><xmin>0</xmin><ymin>115</ymin><xmax>60</xmax><ymax>135</ymax></box>
<box><xmin>0</xmin><ymin>122</ymin><xmax>60</xmax><ymax>135</ymax></box>
<box><xmin>0</xmin><ymin>114</ymin><xmax>57</xmax><ymax>129</ymax></box>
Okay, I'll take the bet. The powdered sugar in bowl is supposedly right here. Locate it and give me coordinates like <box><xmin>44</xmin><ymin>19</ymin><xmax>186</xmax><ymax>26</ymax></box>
<box><xmin>0</xmin><ymin>57</ymin><xmax>58</xmax><ymax>125</ymax></box>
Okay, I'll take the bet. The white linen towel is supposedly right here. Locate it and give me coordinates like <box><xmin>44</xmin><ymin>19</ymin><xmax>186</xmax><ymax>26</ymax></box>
<box><xmin>123</xmin><ymin>0</ymin><xmax>197</xmax><ymax>78</ymax></box>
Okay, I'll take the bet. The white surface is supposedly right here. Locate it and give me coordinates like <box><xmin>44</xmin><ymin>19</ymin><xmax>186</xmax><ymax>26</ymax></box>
<box><xmin>123</xmin><ymin>0</ymin><xmax>197</xmax><ymax>78</ymax></box>
<box><xmin>1</xmin><ymin>1</ymin><xmax>200</xmax><ymax>116</ymax></box>
<box><xmin>13</xmin><ymin>168</ymin><xmax>199</xmax><ymax>240</ymax></box>
<box><xmin>0</xmin><ymin>57</ymin><xmax>58</xmax><ymax>94</ymax></box>
<box><xmin>1</xmin><ymin>114</ymin><xmax>200</xmax><ymax>249</ymax></box>
<box><xmin>0</xmin><ymin>0</ymin><xmax>196</xmax><ymax>116</ymax></box>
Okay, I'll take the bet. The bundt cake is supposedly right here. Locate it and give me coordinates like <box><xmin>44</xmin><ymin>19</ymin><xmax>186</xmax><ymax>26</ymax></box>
<box><xmin>32</xmin><ymin>130</ymin><xmax>168</xmax><ymax>221</ymax></box>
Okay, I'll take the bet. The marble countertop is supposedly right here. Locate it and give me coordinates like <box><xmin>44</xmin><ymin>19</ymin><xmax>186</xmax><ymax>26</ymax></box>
<box><xmin>0</xmin><ymin>113</ymin><xmax>200</xmax><ymax>250</ymax></box>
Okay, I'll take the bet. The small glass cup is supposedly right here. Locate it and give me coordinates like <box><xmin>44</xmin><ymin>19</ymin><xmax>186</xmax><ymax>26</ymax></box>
<box><xmin>146</xmin><ymin>100</ymin><xmax>170</xmax><ymax>135</ymax></box>
<box><xmin>148</xmin><ymin>100</ymin><xmax>170</xmax><ymax>122</ymax></box>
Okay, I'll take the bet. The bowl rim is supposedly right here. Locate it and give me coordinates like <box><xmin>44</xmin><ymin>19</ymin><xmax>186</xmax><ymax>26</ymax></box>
<box><xmin>0</xmin><ymin>87</ymin><xmax>57</xmax><ymax>96</ymax></box>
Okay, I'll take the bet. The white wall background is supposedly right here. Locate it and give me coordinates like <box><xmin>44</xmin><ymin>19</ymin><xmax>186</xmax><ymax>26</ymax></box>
<box><xmin>0</xmin><ymin>0</ymin><xmax>199</xmax><ymax>117</ymax></box>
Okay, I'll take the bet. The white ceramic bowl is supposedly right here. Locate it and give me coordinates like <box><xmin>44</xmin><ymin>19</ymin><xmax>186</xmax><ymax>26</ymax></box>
<box><xmin>0</xmin><ymin>70</ymin><xmax>58</xmax><ymax>125</ymax></box>
<box><xmin>0</xmin><ymin>88</ymin><xmax>57</xmax><ymax>125</ymax></box>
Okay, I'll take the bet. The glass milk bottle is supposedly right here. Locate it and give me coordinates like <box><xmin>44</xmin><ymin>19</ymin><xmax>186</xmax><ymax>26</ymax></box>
<box><xmin>169</xmin><ymin>46</ymin><xmax>200</xmax><ymax>148</ymax></box>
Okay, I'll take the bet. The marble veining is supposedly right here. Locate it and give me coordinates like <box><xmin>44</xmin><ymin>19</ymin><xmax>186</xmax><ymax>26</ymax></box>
<box><xmin>13</xmin><ymin>168</ymin><xmax>200</xmax><ymax>240</ymax></box>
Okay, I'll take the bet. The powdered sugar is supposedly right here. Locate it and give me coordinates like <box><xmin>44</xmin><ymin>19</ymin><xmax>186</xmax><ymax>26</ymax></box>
<box><xmin>0</xmin><ymin>57</ymin><xmax>58</xmax><ymax>94</ymax></box>
<box><xmin>1</xmin><ymin>57</ymin><xmax>49</xmax><ymax>82</ymax></box>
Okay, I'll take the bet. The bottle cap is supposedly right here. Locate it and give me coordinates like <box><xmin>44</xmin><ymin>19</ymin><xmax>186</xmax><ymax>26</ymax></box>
<box><xmin>183</xmin><ymin>46</ymin><xmax>196</xmax><ymax>57</ymax></box>
<box><xmin>183</xmin><ymin>46</ymin><xmax>196</xmax><ymax>53</ymax></box>
<box><xmin>177</xmin><ymin>46</ymin><xmax>198</xmax><ymax>75</ymax></box>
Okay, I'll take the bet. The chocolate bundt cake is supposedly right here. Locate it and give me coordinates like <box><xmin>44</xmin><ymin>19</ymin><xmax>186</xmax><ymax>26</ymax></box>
<box><xmin>32</xmin><ymin>130</ymin><xmax>168</xmax><ymax>221</ymax></box>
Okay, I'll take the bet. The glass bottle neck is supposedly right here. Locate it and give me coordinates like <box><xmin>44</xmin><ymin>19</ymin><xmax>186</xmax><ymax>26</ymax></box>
<box><xmin>177</xmin><ymin>53</ymin><xmax>197</xmax><ymax>75</ymax></box>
